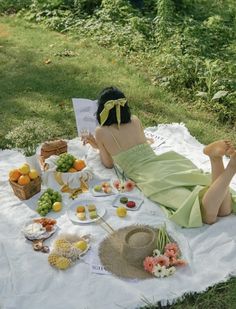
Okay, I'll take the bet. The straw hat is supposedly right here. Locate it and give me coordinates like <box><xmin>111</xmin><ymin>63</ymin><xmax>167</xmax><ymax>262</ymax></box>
<box><xmin>99</xmin><ymin>225</ymin><xmax>158</xmax><ymax>279</ymax></box>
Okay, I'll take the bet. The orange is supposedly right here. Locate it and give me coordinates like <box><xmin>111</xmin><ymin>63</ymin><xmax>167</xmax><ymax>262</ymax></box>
<box><xmin>28</xmin><ymin>169</ymin><xmax>39</xmax><ymax>180</ymax></box>
<box><xmin>9</xmin><ymin>169</ymin><xmax>21</xmax><ymax>182</ymax></box>
<box><xmin>68</xmin><ymin>167</ymin><xmax>77</xmax><ymax>173</ymax></box>
<box><xmin>18</xmin><ymin>175</ymin><xmax>31</xmax><ymax>186</ymax></box>
<box><xmin>73</xmin><ymin>159</ymin><xmax>86</xmax><ymax>171</ymax></box>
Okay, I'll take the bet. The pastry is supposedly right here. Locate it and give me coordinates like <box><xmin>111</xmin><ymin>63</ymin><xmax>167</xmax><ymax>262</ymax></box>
<box><xmin>76</xmin><ymin>206</ymin><xmax>85</xmax><ymax>213</ymax></box>
<box><xmin>89</xmin><ymin>211</ymin><xmax>98</xmax><ymax>219</ymax></box>
<box><xmin>94</xmin><ymin>185</ymin><xmax>102</xmax><ymax>192</ymax></box>
<box><xmin>126</xmin><ymin>201</ymin><xmax>136</xmax><ymax>208</ymax></box>
<box><xmin>87</xmin><ymin>204</ymin><xmax>96</xmax><ymax>212</ymax></box>
<box><xmin>77</xmin><ymin>212</ymin><xmax>86</xmax><ymax>220</ymax></box>
<box><xmin>120</xmin><ymin>196</ymin><xmax>128</xmax><ymax>204</ymax></box>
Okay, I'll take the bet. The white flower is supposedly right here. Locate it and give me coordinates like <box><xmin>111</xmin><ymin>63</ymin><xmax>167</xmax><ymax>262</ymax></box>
<box><xmin>153</xmin><ymin>249</ymin><xmax>161</xmax><ymax>257</ymax></box>
<box><xmin>152</xmin><ymin>264</ymin><xmax>168</xmax><ymax>278</ymax></box>
<box><xmin>166</xmin><ymin>266</ymin><xmax>176</xmax><ymax>276</ymax></box>
<box><xmin>118</xmin><ymin>182</ymin><xmax>126</xmax><ymax>192</ymax></box>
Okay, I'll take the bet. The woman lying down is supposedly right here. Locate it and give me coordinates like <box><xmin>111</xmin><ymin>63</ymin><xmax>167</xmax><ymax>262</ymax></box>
<box><xmin>82</xmin><ymin>86</ymin><xmax>236</xmax><ymax>228</ymax></box>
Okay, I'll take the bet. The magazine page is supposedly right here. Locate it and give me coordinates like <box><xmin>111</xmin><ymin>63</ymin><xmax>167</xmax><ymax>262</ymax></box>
<box><xmin>72</xmin><ymin>98</ymin><xmax>99</xmax><ymax>135</ymax></box>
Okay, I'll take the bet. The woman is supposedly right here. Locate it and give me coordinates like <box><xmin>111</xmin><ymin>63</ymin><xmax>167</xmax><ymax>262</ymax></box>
<box><xmin>83</xmin><ymin>86</ymin><xmax>236</xmax><ymax>228</ymax></box>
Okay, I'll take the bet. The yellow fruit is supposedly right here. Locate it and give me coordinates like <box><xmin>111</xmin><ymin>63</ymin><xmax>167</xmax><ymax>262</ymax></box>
<box><xmin>73</xmin><ymin>240</ymin><xmax>88</xmax><ymax>251</ymax></box>
<box><xmin>68</xmin><ymin>167</ymin><xmax>77</xmax><ymax>173</ymax></box>
<box><xmin>52</xmin><ymin>202</ymin><xmax>62</xmax><ymax>212</ymax></box>
<box><xmin>18</xmin><ymin>175</ymin><xmax>31</xmax><ymax>186</ymax></box>
<box><xmin>28</xmin><ymin>169</ymin><xmax>39</xmax><ymax>180</ymax></box>
<box><xmin>55</xmin><ymin>256</ymin><xmax>71</xmax><ymax>270</ymax></box>
<box><xmin>18</xmin><ymin>163</ymin><xmax>30</xmax><ymax>175</ymax></box>
<box><xmin>54</xmin><ymin>239</ymin><xmax>71</xmax><ymax>251</ymax></box>
<box><xmin>48</xmin><ymin>254</ymin><xmax>59</xmax><ymax>266</ymax></box>
<box><xmin>9</xmin><ymin>169</ymin><xmax>21</xmax><ymax>182</ymax></box>
<box><xmin>116</xmin><ymin>206</ymin><xmax>127</xmax><ymax>218</ymax></box>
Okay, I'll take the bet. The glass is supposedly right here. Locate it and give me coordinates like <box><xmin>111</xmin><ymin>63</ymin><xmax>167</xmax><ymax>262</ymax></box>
<box><xmin>80</xmin><ymin>129</ymin><xmax>90</xmax><ymax>145</ymax></box>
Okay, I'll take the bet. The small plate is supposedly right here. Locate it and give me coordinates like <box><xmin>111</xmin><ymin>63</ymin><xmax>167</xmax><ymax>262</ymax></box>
<box><xmin>90</xmin><ymin>180</ymin><xmax>116</xmax><ymax>197</ymax></box>
<box><xmin>22</xmin><ymin>219</ymin><xmax>57</xmax><ymax>241</ymax></box>
<box><xmin>112</xmin><ymin>194</ymin><xmax>144</xmax><ymax>211</ymax></box>
<box><xmin>67</xmin><ymin>199</ymin><xmax>106</xmax><ymax>224</ymax></box>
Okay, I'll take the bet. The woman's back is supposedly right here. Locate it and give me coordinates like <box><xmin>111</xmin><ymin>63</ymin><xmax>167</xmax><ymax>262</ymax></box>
<box><xmin>95</xmin><ymin>115</ymin><xmax>147</xmax><ymax>156</ymax></box>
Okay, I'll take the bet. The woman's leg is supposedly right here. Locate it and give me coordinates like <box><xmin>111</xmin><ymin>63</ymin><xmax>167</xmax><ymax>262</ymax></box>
<box><xmin>202</xmin><ymin>141</ymin><xmax>236</xmax><ymax>224</ymax></box>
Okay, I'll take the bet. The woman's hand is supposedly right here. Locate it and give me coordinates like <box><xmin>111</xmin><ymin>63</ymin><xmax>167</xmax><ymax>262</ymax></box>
<box><xmin>82</xmin><ymin>133</ymin><xmax>99</xmax><ymax>149</ymax></box>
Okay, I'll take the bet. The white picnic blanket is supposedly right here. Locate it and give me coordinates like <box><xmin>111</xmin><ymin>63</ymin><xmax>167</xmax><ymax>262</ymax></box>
<box><xmin>1</xmin><ymin>123</ymin><xmax>236</xmax><ymax>309</ymax></box>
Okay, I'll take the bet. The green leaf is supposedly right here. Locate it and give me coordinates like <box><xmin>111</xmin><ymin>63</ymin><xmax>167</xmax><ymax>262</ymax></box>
<box><xmin>212</xmin><ymin>90</ymin><xmax>229</xmax><ymax>101</ymax></box>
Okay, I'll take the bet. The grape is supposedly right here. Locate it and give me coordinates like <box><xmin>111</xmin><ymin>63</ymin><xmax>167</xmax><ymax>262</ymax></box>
<box><xmin>56</xmin><ymin>153</ymin><xmax>76</xmax><ymax>172</ymax></box>
<box><xmin>37</xmin><ymin>188</ymin><xmax>62</xmax><ymax>216</ymax></box>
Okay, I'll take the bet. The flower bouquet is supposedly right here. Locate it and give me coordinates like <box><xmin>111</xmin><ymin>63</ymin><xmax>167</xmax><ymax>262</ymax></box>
<box><xmin>143</xmin><ymin>224</ymin><xmax>187</xmax><ymax>278</ymax></box>
<box><xmin>113</xmin><ymin>164</ymin><xmax>135</xmax><ymax>192</ymax></box>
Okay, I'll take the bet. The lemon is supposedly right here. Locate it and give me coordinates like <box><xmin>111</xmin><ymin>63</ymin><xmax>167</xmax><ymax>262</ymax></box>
<box><xmin>116</xmin><ymin>206</ymin><xmax>127</xmax><ymax>218</ymax></box>
<box><xmin>52</xmin><ymin>202</ymin><xmax>62</xmax><ymax>212</ymax></box>
<box><xmin>73</xmin><ymin>240</ymin><xmax>88</xmax><ymax>251</ymax></box>
<box><xmin>29</xmin><ymin>169</ymin><xmax>39</xmax><ymax>180</ymax></box>
<box><xmin>18</xmin><ymin>163</ymin><xmax>30</xmax><ymax>175</ymax></box>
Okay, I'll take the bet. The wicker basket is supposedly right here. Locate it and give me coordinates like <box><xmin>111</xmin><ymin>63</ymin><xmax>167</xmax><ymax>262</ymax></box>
<box><xmin>9</xmin><ymin>176</ymin><xmax>41</xmax><ymax>200</ymax></box>
<box><xmin>40</xmin><ymin>140</ymin><xmax>67</xmax><ymax>169</ymax></box>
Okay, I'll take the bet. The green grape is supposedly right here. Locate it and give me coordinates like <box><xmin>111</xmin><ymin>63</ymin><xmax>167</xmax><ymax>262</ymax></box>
<box><xmin>56</xmin><ymin>153</ymin><xmax>75</xmax><ymax>172</ymax></box>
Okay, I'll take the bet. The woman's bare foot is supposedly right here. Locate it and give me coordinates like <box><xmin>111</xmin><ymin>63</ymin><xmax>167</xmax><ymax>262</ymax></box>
<box><xmin>203</xmin><ymin>140</ymin><xmax>235</xmax><ymax>158</ymax></box>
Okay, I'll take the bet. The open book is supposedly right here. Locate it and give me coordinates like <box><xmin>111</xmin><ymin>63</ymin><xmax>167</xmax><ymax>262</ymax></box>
<box><xmin>72</xmin><ymin>98</ymin><xmax>99</xmax><ymax>135</ymax></box>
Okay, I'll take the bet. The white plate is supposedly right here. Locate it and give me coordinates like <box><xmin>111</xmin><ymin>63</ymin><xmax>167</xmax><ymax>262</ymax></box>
<box><xmin>67</xmin><ymin>199</ymin><xmax>106</xmax><ymax>224</ymax></box>
<box><xmin>22</xmin><ymin>219</ymin><xmax>57</xmax><ymax>240</ymax></box>
<box><xmin>112</xmin><ymin>194</ymin><xmax>144</xmax><ymax>211</ymax></box>
<box><xmin>90</xmin><ymin>180</ymin><xmax>116</xmax><ymax>197</ymax></box>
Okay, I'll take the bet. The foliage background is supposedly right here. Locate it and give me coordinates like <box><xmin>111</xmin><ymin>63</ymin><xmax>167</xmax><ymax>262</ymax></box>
<box><xmin>1</xmin><ymin>0</ymin><xmax>235</xmax><ymax>125</ymax></box>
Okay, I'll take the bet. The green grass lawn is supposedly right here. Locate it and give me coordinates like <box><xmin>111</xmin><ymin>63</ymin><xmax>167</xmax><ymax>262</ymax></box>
<box><xmin>0</xmin><ymin>16</ymin><xmax>235</xmax><ymax>149</ymax></box>
<box><xmin>0</xmin><ymin>15</ymin><xmax>236</xmax><ymax>309</ymax></box>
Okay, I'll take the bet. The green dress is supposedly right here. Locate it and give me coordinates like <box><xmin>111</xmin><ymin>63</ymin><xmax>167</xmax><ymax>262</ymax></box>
<box><xmin>112</xmin><ymin>143</ymin><xmax>236</xmax><ymax>228</ymax></box>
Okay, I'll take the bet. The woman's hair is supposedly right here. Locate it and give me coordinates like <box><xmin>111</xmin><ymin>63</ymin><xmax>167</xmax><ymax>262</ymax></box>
<box><xmin>96</xmin><ymin>86</ymin><xmax>131</xmax><ymax>126</ymax></box>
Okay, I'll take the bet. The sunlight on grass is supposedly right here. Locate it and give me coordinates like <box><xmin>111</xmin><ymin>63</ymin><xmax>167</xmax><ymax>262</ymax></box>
<box><xmin>0</xmin><ymin>15</ymin><xmax>236</xmax><ymax>309</ymax></box>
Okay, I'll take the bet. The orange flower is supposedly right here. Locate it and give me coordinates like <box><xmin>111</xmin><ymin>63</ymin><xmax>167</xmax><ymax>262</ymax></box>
<box><xmin>164</xmin><ymin>249</ymin><xmax>177</xmax><ymax>258</ymax></box>
<box><xmin>165</xmin><ymin>243</ymin><xmax>179</xmax><ymax>255</ymax></box>
<box><xmin>155</xmin><ymin>255</ymin><xmax>170</xmax><ymax>267</ymax></box>
<box><xmin>174</xmin><ymin>259</ymin><xmax>187</xmax><ymax>267</ymax></box>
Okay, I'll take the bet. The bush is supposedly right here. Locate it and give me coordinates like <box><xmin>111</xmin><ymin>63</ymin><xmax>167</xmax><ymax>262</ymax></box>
<box><xmin>0</xmin><ymin>0</ymin><xmax>31</xmax><ymax>13</ymax></box>
<box><xmin>16</xmin><ymin>0</ymin><xmax>236</xmax><ymax>124</ymax></box>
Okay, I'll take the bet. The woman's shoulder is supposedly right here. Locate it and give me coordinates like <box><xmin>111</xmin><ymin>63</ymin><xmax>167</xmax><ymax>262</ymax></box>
<box><xmin>131</xmin><ymin>115</ymin><xmax>141</xmax><ymax>123</ymax></box>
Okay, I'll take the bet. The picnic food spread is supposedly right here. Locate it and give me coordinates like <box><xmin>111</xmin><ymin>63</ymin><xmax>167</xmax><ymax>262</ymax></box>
<box><xmin>7</xmin><ymin>144</ymin><xmax>186</xmax><ymax>279</ymax></box>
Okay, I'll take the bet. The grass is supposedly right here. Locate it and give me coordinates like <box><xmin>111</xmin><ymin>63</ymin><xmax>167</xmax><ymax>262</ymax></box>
<box><xmin>0</xmin><ymin>16</ymin><xmax>235</xmax><ymax>149</ymax></box>
<box><xmin>0</xmin><ymin>15</ymin><xmax>236</xmax><ymax>308</ymax></box>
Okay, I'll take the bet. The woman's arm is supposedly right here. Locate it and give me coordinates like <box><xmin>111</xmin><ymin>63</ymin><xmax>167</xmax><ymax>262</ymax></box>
<box><xmin>82</xmin><ymin>128</ymin><xmax>114</xmax><ymax>168</ymax></box>
<box><xmin>95</xmin><ymin>128</ymin><xmax>114</xmax><ymax>168</ymax></box>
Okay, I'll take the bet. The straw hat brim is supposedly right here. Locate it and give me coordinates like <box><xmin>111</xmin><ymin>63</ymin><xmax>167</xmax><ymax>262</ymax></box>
<box><xmin>99</xmin><ymin>225</ymin><xmax>157</xmax><ymax>280</ymax></box>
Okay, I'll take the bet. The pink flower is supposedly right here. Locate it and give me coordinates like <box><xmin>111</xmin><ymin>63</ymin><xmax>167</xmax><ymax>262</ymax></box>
<box><xmin>154</xmin><ymin>255</ymin><xmax>170</xmax><ymax>267</ymax></box>
<box><xmin>124</xmin><ymin>180</ymin><xmax>135</xmax><ymax>192</ymax></box>
<box><xmin>143</xmin><ymin>256</ymin><xmax>156</xmax><ymax>273</ymax></box>
<box><xmin>165</xmin><ymin>243</ymin><xmax>179</xmax><ymax>255</ymax></box>
<box><xmin>113</xmin><ymin>180</ymin><xmax>120</xmax><ymax>190</ymax></box>
<box><xmin>164</xmin><ymin>249</ymin><xmax>177</xmax><ymax>258</ymax></box>
<box><xmin>174</xmin><ymin>259</ymin><xmax>187</xmax><ymax>267</ymax></box>
<box><xmin>169</xmin><ymin>257</ymin><xmax>178</xmax><ymax>266</ymax></box>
